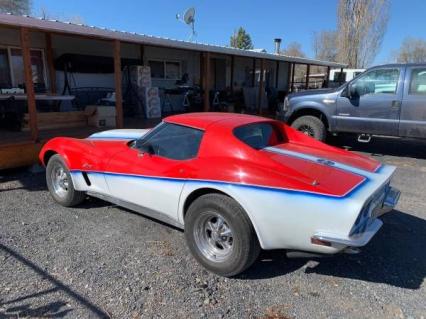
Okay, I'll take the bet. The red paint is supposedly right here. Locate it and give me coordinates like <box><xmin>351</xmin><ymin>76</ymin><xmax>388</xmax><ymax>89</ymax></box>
<box><xmin>40</xmin><ymin>113</ymin><xmax>381</xmax><ymax>197</ymax></box>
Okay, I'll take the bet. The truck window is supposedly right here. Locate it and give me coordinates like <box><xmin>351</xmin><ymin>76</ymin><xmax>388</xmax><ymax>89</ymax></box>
<box><xmin>409</xmin><ymin>69</ymin><xmax>426</xmax><ymax>95</ymax></box>
<box><xmin>352</xmin><ymin>68</ymin><xmax>400</xmax><ymax>96</ymax></box>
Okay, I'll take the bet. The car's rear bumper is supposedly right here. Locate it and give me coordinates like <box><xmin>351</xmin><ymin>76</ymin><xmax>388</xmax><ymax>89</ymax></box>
<box><xmin>312</xmin><ymin>218</ymin><xmax>383</xmax><ymax>248</ymax></box>
<box><xmin>311</xmin><ymin>186</ymin><xmax>400</xmax><ymax>249</ymax></box>
<box><xmin>381</xmin><ymin>186</ymin><xmax>401</xmax><ymax>214</ymax></box>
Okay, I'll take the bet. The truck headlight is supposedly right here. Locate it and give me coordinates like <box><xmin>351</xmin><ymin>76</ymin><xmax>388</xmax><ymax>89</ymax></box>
<box><xmin>282</xmin><ymin>97</ymin><xmax>290</xmax><ymax>112</ymax></box>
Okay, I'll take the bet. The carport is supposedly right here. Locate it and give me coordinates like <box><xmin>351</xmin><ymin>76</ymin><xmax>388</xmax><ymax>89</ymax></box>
<box><xmin>0</xmin><ymin>13</ymin><xmax>345</xmax><ymax>169</ymax></box>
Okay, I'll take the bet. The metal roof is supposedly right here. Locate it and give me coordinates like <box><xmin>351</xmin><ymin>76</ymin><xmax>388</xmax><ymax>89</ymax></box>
<box><xmin>0</xmin><ymin>13</ymin><xmax>347</xmax><ymax>68</ymax></box>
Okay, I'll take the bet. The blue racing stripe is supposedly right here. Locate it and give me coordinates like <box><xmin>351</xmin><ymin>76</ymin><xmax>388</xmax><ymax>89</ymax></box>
<box><xmin>71</xmin><ymin>170</ymin><xmax>369</xmax><ymax>200</ymax></box>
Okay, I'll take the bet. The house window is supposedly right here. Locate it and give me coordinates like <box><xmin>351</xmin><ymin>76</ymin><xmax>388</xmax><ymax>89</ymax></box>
<box><xmin>165</xmin><ymin>62</ymin><xmax>180</xmax><ymax>79</ymax></box>
<box><xmin>0</xmin><ymin>46</ymin><xmax>46</xmax><ymax>89</ymax></box>
<box><xmin>149</xmin><ymin>60</ymin><xmax>181</xmax><ymax>80</ymax></box>
<box><xmin>149</xmin><ymin>60</ymin><xmax>165</xmax><ymax>79</ymax></box>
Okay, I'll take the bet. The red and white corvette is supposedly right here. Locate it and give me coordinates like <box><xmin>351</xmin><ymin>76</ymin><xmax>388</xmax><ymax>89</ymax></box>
<box><xmin>39</xmin><ymin>113</ymin><xmax>400</xmax><ymax>276</ymax></box>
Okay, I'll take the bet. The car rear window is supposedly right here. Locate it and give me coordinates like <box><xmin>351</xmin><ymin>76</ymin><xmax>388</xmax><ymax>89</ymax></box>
<box><xmin>234</xmin><ymin>122</ymin><xmax>284</xmax><ymax>149</ymax></box>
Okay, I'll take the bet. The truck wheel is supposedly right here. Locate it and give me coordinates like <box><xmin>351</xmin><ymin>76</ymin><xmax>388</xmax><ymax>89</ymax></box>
<box><xmin>184</xmin><ymin>194</ymin><xmax>260</xmax><ymax>277</ymax></box>
<box><xmin>46</xmin><ymin>154</ymin><xmax>86</xmax><ymax>207</ymax></box>
<box><xmin>291</xmin><ymin>115</ymin><xmax>327</xmax><ymax>141</ymax></box>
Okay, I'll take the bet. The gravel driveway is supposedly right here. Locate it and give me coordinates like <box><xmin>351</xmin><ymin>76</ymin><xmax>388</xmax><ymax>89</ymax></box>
<box><xmin>1</xmin><ymin>136</ymin><xmax>425</xmax><ymax>319</ymax></box>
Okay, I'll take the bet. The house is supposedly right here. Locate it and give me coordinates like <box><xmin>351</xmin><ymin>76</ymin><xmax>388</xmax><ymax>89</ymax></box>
<box><xmin>0</xmin><ymin>13</ymin><xmax>346</xmax><ymax>169</ymax></box>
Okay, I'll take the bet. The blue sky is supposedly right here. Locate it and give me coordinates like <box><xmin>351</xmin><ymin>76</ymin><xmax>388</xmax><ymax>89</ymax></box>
<box><xmin>32</xmin><ymin>0</ymin><xmax>426</xmax><ymax>65</ymax></box>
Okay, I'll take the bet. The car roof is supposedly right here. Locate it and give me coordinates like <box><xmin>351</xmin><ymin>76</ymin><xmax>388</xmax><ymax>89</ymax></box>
<box><xmin>164</xmin><ymin>112</ymin><xmax>272</xmax><ymax>130</ymax></box>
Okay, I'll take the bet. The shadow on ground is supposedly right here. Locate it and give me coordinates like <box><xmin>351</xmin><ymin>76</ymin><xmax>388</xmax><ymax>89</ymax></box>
<box><xmin>243</xmin><ymin>210</ymin><xmax>426</xmax><ymax>290</ymax></box>
<box><xmin>0</xmin><ymin>243</ymin><xmax>111</xmax><ymax>318</ymax></box>
<box><xmin>0</xmin><ymin>167</ymin><xmax>45</xmax><ymax>193</ymax></box>
<box><xmin>328</xmin><ymin>134</ymin><xmax>426</xmax><ymax>160</ymax></box>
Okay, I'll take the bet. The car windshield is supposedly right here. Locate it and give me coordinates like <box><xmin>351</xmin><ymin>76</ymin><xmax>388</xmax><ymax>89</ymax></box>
<box><xmin>234</xmin><ymin>122</ymin><xmax>284</xmax><ymax>150</ymax></box>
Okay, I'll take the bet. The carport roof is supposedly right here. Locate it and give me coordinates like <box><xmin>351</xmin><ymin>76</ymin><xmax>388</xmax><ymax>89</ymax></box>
<box><xmin>0</xmin><ymin>13</ymin><xmax>347</xmax><ymax>68</ymax></box>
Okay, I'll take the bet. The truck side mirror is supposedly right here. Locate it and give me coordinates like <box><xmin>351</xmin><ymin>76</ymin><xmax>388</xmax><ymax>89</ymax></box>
<box><xmin>348</xmin><ymin>84</ymin><xmax>360</xmax><ymax>99</ymax></box>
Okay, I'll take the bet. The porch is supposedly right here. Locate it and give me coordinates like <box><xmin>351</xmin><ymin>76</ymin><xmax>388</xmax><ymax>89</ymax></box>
<box><xmin>0</xmin><ymin>13</ymin><xmax>345</xmax><ymax>169</ymax></box>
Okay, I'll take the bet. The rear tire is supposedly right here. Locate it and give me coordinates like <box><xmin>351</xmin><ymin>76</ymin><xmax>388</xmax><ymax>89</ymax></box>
<box><xmin>291</xmin><ymin>115</ymin><xmax>326</xmax><ymax>141</ymax></box>
<box><xmin>46</xmin><ymin>154</ymin><xmax>85</xmax><ymax>207</ymax></box>
<box><xmin>184</xmin><ymin>193</ymin><xmax>260</xmax><ymax>277</ymax></box>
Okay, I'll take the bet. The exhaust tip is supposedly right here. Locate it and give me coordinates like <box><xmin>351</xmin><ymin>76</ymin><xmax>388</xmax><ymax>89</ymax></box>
<box><xmin>343</xmin><ymin>247</ymin><xmax>361</xmax><ymax>254</ymax></box>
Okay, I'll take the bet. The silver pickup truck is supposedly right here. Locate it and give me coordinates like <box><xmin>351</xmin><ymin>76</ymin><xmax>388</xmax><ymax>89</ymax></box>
<box><xmin>278</xmin><ymin>63</ymin><xmax>426</xmax><ymax>142</ymax></box>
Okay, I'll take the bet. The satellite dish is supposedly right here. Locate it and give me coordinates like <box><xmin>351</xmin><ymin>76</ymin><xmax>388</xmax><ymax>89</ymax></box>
<box><xmin>176</xmin><ymin>7</ymin><xmax>196</xmax><ymax>41</ymax></box>
<box><xmin>183</xmin><ymin>7</ymin><xmax>195</xmax><ymax>24</ymax></box>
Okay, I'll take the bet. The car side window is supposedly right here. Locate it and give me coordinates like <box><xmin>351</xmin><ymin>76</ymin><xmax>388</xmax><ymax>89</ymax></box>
<box><xmin>409</xmin><ymin>68</ymin><xmax>426</xmax><ymax>95</ymax></box>
<box><xmin>352</xmin><ymin>68</ymin><xmax>400</xmax><ymax>96</ymax></box>
<box><xmin>234</xmin><ymin>122</ymin><xmax>284</xmax><ymax>150</ymax></box>
<box><xmin>137</xmin><ymin>123</ymin><xmax>203</xmax><ymax>160</ymax></box>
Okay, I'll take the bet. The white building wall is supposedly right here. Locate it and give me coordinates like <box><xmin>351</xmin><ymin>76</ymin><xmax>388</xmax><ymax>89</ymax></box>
<box><xmin>143</xmin><ymin>45</ymin><xmax>200</xmax><ymax>89</ymax></box>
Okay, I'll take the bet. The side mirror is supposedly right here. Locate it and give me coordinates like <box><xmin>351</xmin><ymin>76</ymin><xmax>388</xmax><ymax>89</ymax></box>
<box><xmin>348</xmin><ymin>84</ymin><xmax>360</xmax><ymax>99</ymax></box>
<box><xmin>135</xmin><ymin>140</ymin><xmax>155</xmax><ymax>155</ymax></box>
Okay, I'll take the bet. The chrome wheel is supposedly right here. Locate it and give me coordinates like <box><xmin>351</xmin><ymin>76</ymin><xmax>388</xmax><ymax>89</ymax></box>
<box><xmin>193</xmin><ymin>212</ymin><xmax>234</xmax><ymax>262</ymax></box>
<box><xmin>50</xmin><ymin>163</ymin><xmax>69</xmax><ymax>198</ymax></box>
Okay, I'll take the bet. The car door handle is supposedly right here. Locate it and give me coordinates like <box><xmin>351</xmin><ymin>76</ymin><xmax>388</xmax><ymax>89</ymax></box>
<box><xmin>391</xmin><ymin>100</ymin><xmax>401</xmax><ymax>109</ymax></box>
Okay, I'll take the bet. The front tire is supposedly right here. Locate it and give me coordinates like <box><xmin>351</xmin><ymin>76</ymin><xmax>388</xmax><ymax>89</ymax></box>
<box><xmin>184</xmin><ymin>194</ymin><xmax>260</xmax><ymax>277</ymax></box>
<box><xmin>291</xmin><ymin>115</ymin><xmax>326</xmax><ymax>141</ymax></box>
<box><xmin>46</xmin><ymin>154</ymin><xmax>85</xmax><ymax>207</ymax></box>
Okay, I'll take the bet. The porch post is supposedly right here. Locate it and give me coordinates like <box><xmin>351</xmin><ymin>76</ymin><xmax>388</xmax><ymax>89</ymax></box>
<box><xmin>291</xmin><ymin>63</ymin><xmax>296</xmax><ymax>93</ymax></box>
<box><xmin>257</xmin><ymin>58</ymin><xmax>265</xmax><ymax>114</ymax></box>
<box><xmin>45</xmin><ymin>33</ymin><xmax>56</xmax><ymax>94</ymax></box>
<box><xmin>305</xmin><ymin>64</ymin><xmax>310</xmax><ymax>89</ymax></box>
<box><xmin>140</xmin><ymin>45</ymin><xmax>145</xmax><ymax>65</ymax></box>
<box><xmin>20</xmin><ymin>27</ymin><xmax>38</xmax><ymax>141</ymax></box>
<box><xmin>230</xmin><ymin>55</ymin><xmax>235</xmax><ymax>94</ymax></box>
<box><xmin>203</xmin><ymin>52</ymin><xmax>211</xmax><ymax>112</ymax></box>
<box><xmin>325</xmin><ymin>66</ymin><xmax>331</xmax><ymax>88</ymax></box>
<box><xmin>113</xmin><ymin>39</ymin><xmax>124</xmax><ymax>128</ymax></box>
<box><xmin>275</xmin><ymin>61</ymin><xmax>280</xmax><ymax>89</ymax></box>
<box><xmin>286</xmin><ymin>62</ymin><xmax>292</xmax><ymax>92</ymax></box>
<box><xmin>251</xmin><ymin>58</ymin><xmax>256</xmax><ymax>87</ymax></box>
<box><xmin>339</xmin><ymin>67</ymin><xmax>344</xmax><ymax>85</ymax></box>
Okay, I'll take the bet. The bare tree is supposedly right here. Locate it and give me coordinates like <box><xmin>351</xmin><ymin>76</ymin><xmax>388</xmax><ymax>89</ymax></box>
<box><xmin>280</xmin><ymin>41</ymin><xmax>306</xmax><ymax>58</ymax></box>
<box><xmin>313</xmin><ymin>30</ymin><xmax>338</xmax><ymax>62</ymax></box>
<box><xmin>37</xmin><ymin>6</ymin><xmax>85</xmax><ymax>24</ymax></box>
<box><xmin>0</xmin><ymin>0</ymin><xmax>31</xmax><ymax>15</ymax></box>
<box><xmin>392</xmin><ymin>37</ymin><xmax>426</xmax><ymax>63</ymax></box>
<box><xmin>337</xmin><ymin>0</ymin><xmax>389</xmax><ymax>68</ymax></box>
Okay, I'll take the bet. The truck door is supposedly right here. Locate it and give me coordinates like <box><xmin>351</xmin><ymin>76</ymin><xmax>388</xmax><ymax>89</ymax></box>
<box><xmin>399</xmin><ymin>66</ymin><xmax>426</xmax><ymax>138</ymax></box>
<box><xmin>335</xmin><ymin>67</ymin><xmax>404</xmax><ymax>136</ymax></box>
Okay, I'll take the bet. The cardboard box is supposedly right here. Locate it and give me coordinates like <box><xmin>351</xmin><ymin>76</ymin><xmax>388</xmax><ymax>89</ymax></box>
<box><xmin>139</xmin><ymin>87</ymin><xmax>162</xmax><ymax>119</ymax></box>
<box><xmin>129</xmin><ymin>65</ymin><xmax>152</xmax><ymax>88</ymax></box>
<box><xmin>85</xmin><ymin>105</ymin><xmax>116</xmax><ymax>128</ymax></box>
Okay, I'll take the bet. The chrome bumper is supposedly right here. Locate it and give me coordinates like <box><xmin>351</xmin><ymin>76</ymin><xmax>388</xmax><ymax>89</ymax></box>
<box><xmin>312</xmin><ymin>186</ymin><xmax>400</xmax><ymax>249</ymax></box>
<box><xmin>313</xmin><ymin>218</ymin><xmax>383</xmax><ymax>248</ymax></box>
<box><xmin>381</xmin><ymin>186</ymin><xmax>401</xmax><ymax>214</ymax></box>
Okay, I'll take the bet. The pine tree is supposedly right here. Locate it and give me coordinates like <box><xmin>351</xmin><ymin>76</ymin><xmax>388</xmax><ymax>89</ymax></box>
<box><xmin>230</xmin><ymin>27</ymin><xmax>254</xmax><ymax>50</ymax></box>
